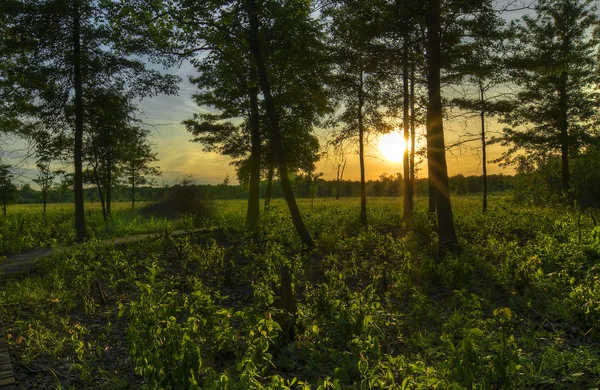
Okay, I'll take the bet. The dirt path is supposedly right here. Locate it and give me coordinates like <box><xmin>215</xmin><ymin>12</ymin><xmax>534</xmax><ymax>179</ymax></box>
<box><xmin>0</xmin><ymin>228</ymin><xmax>211</xmax><ymax>278</ymax></box>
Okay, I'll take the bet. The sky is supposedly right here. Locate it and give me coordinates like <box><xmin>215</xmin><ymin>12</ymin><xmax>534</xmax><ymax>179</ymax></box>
<box><xmin>137</xmin><ymin>67</ymin><xmax>515</xmax><ymax>186</ymax></box>
<box><xmin>131</xmin><ymin>0</ymin><xmax>532</xmax><ymax>185</ymax></box>
<box><xmin>6</xmin><ymin>0</ymin><xmax>533</xmax><ymax>187</ymax></box>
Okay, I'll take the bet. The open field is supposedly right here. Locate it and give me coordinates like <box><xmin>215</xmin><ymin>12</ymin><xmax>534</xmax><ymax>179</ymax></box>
<box><xmin>0</xmin><ymin>196</ymin><xmax>599</xmax><ymax>389</ymax></box>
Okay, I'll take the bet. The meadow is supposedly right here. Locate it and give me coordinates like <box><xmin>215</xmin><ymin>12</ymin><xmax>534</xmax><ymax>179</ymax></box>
<box><xmin>0</xmin><ymin>196</ymin><xmax>599</xmax><ymax>389</ymax></box>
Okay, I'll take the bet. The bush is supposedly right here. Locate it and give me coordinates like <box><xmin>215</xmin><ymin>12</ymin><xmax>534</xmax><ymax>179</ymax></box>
<box><xmin>140</xmin><ymin>183</ymin><xmax>215</xmax><ymax>222</ymax></box>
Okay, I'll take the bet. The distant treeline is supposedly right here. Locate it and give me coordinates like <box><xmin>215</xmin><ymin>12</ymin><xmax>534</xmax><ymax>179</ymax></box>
<box><xmin>14</xmin><ymin>174</ymin><xmax>514</xmax><ymax>204</ymax></box>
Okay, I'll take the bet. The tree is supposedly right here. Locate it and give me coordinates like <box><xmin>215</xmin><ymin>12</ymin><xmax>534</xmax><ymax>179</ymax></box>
<box><xmin>426</xmin><ymin>0</ymin><xmax>460</xmax><ymax>254</ymax></box>
<box><xmin>450</xmin><ymin>2</ymin><xmax>509</xmax><ymax>212</ymax></box>
<box><xmin>0</xmin><ymin>164</ymin><xmax>17</xmax><ymax>216</ymax></box>
<box><xmin>123</xmin><ymin>128</ymin><xmax>161</xmax><ymax>209</ymax></box>
<box><xmin>246</xmin><ymin>0</ymin><xmax>320</xmax><ymax>248</ymax></box>
<box><xmin>325</xmin><ymin>0</ymin><xmax>389</xmax><ymax>226</ymax></box>
<box><xmin>498</xmin><ymin>0</ymin><xmax>600</xmax><ymax>198</ymax></box>
<box><xmin>5</xmin><ymin>0</ymin><xmax>178</xmax><ymax>241</ymax></box>
<box><xmin>33</xmin><ymin>159</ymin><xmax>64</xmax><ymax>218</ymax></box>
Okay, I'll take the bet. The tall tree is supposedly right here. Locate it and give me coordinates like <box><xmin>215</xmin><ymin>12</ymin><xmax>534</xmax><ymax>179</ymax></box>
<box><xmin>426</xmin><ymin>0</ymin><xmax>459</xmax><ymax>254</ymax></box>
<box><xmin>245</xmin><ymin>0</ymin><xmax>318</xmax><ymax>247</ymax></box>
<box><xmin>325</xmin><ymin>0</ymin><xmax>388</xmax><ymax>226</ymax></box>
<box><xmin>5</xmin><ymin>0</ymin><xmax>178</xmax><ymax>241</ymax></box>
<box><xmin>0</xmin><ymin>164</ymin><xmax>17</xmax><ymax>216</ymax></box>
<box><xmin>123</xmin><ymin>128</ymin><xmax>161</xmax><ymax>209</ymax></box>
<box><xmin>450</xmin><ymin>2</ymin><xmax>509</xmax><ymax>212</ymax></box>
<box><xmin>499</xmin><ymin>0</ymin><xmax>600</xmax><ymax>198</ymax></box>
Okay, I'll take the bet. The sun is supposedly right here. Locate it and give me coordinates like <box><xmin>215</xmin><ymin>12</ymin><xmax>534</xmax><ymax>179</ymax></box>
<box><xmin>378</xmin><ymin>132</ymin><xmax>406</xmax><ymax>162</ymax></box>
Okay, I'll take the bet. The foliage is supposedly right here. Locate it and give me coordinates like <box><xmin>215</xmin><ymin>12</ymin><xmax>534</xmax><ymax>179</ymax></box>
<box><xmin>139</xmin><ymin>182</ymin><xmax>215</xmax><ymax>222</ymax></box>
<box><xmin>497</xmin><ymin>0</ymin><xmax>600</xmax><ymax>193</ymax></box>
<box><xmin>0</xmin><ymin>164</ymin><xmax>18</xmax><ymax>215</ymax></box>
<box><xmin>0</xmin><ymin>198</ymin><xmax>599</xmax><ymax>389</ymax></box>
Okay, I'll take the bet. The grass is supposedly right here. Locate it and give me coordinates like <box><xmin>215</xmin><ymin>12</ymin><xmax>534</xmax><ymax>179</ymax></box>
<box><xmin>0</xmin><ymin>195</ymin><xmax>599</xmax><ymax>389</ymax></box>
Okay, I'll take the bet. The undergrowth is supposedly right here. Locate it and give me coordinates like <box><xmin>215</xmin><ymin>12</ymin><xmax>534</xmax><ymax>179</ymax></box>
<box><xmin>0</xmin><ymin>197</ymin><xmax>598</xmax><ymax>389</ymax></box>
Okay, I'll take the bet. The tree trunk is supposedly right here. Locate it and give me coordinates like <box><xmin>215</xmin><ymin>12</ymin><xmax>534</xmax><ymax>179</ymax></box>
<box><xmin>559</xmin><ymin>70</ymin><xmax>569</xmax><ymax>196</ymax></box>
<box><xmin>427</xmin><ymin>144</ymin><xmax>436</xmax><ymax>213</ymax></box>
<box><xmin>410</xmin><ymin>67</ymin><xmax>416</xmax><ymax>198</ymax></box>
<box><xmin>559</xmin><ymin>19</ymin><xmax>570</xmax><ymax>198</ymax></box>
<box><xmin>402</xmin><ymin>34</ymin><xmax>412</xmax><ymax>220</ymax></box>
<box><xmin>246</xmin><ymin>0</ymin><xmax>315</xmax><ymax>248</ymax></box>
<box><xmin>131</xmin><ymin>167</ymin><xmax>136</xmax><ymax>209</ymax></box>
<box><xmin>336</xmin><ymin>159</ymin><xmax>346</xmax><ymax>200</ymax></box>
<box><xmin>479</xmin><ymin>81</ymin><xmax>488</xmax><ymax>213</ymax></box>
<box><xmin>73</xmin><ymin>0</ymin><xmax>86</xmax><ymax>242</ymax></box>
<box><xmin>106</xmin><ymin>146</ymin><xmax>112</xmax><ymax>217</ymax></box>
<box><xmin>43</xmin><ymin>190</ymin><xmax>47</xmax><ymax>218</ymax></box>
<box><xmin>247</xmin><ymin>75</ymin><xmax>261</xmax><ymax>229</ymax></box>
<box><xmin>358</xmin><ymin>68</ymin><xmax>367</xmax><ymax>226</ymax></box>
<box><xmin>93</xmin><ymin>167</ymin><xmax>107</xmax><ymax>222</ymax></box>
<box><xmin>427</xmin><ymin>0</ymin><xmax>459</xmax><ymax>255</ymax></box>
<box><xmin>265</xmin><ymin>162</ymin><xmax>273</xmax><ymax>211</ymax></box>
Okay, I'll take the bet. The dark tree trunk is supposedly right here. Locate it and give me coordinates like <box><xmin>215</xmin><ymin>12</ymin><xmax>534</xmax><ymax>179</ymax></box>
<box><xmin>265</xmin><ymin>162</ymin><xmax>273</xmax><ymax>211</ymax></box>
<box><xmin>427</xmin><ymin>0</ymin><xmax>459</xmax><ymax>255</ymax></box>
<box><xmin>93</xmin><ymin>167</ymin><xmax>107</xmax><ymax>222</ymax></box>
<box><xmin>402</xmin><ymin>34</ymin><xmax>412</xmax><ymax>220</ymax></box>
<box><xmin>427</xmin><ymin>144</ymin><xmax>436</xmax><ymax>213</ymax></box>
<box><xmin>106</xmin><ymin>151</ymin><xmax>112</xmax><ymax>217</ymax></box>
<box><xmin>42</xmin><ymin>190</ymin><xmax>48</xmax><ymax>218</ymax></box>
<box><xmin>336</xmin><ymin>159</ymin><xmax>346</xmax><ymax>200</ymax></box>
<box><xmin>559</xmin><ymin>19</ymin><xmax>570</xmax><ymax>198</ymax></box>
<box><xmin>247</xmin><ymin>76</ymin><xmax>261</xmax><ymax>229</ymax></box>
<box><xmin>479</xmin><ymin>81</ymin><xmax>488</xmax><ymax>213</ymax></box>
<box><xmin>410</xmin><ymin>66</ymin><xmax>416</xmax><ymax>196</ymax></box>
<box><xmin>73</xmin><ymin>0</ymin><xmax>86</xmax><ymax>242</ymax></box>
<box><xmin>358</xmin><ymin>68</ymin><xmax>367</xmax><ymax>226</ymax></box>
<box><xmin>559</xmin><ymin>70</ymin><xmax>569</xmax><ymax>196</ymax></box>
<box><xmin>131</xmin><ymin>167</ymin><xmax>136</xmax><ymax>209</ymax></box>
<box><xmin>246</xmin><ymin>0</ymin><xmax>315</xmax><ymax>248</ymax></box>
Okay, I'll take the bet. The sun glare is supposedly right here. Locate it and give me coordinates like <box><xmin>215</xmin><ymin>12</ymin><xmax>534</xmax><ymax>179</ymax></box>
<box><xmin>378</xmin><ymin>132</ymin><xmax>406</xmax><ymax>162</ymax></box>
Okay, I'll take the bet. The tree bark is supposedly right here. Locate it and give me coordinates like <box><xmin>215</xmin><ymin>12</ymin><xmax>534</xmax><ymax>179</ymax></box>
<box><xmin>427</xmin><ymin>139</ymin><xmax>436</xmax><ymax>213</ymax></box>
<box><xmin>559</xmin><ymin>70</ymin><xmax>569</xmax><ymax>196</ymax></box>
<box><xmin>559</xmin><ymin>16</ymin><xmax>570</xmax><ymax>198</ymax></box>
<box><xmin>265</xmin><ymin>162</ymin><xmax>273</xmax><ymax>211</ymax></box>
<box><xmin>246</xmin><ymin>0</ymin><xmax>315</xmax><ymax>248</ymax></box>
<box><xmin>403</xmin><ymin>33</ymin><xmax>412</xmax><ymax>220</ymax></box>
<box><xmin>358</xmin><ymin>68</ymin><xmax>367</xmax><ymax>226</ymax></box>
<box><xmin>42</xmin><ymin>189</ymin><xmax>48</xmax><ymax>218</ymax></box>
<box><xmin>410</xmin><ymin>66</ymin><xmax>416</xmax><ymax>199</ymax></box>
<box><xmin>131</xmin><ymin>167</ymin><xmax>136</xmax><ymax>209</ymax></box>
<box><xmin>93</xmin><ymin>167</ymin><xmax>107</xmax><ymax>222</ymax></box>
<box><xmin>106</xmin><ymin>138</ymin><xmax>112</xmax><ymax>217</ymax></box>
<box><xmin>479</xmin><ymin>81</ymin><xmax>488</xmax><ymax>213</ymax></box>
<box><xmin>336</xmin><ymin>159</ymin><xmax>346</xmax><ymax>200</ymax></box>
<box><xmin>427</xmin><ymin>0</ymin><xmax>459</xmax><ymax>255</ymax></box>
<box><xmin>246</xmin><ymin>74</ymin><xmax>261</xmax><ymax>229</ymax></box>
<box><xmin>73</xmin><ymin>0</ymin><xmax>86</xmax><ymax>242</ymax></box>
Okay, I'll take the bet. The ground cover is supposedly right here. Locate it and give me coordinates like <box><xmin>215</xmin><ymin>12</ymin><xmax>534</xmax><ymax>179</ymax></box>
<box><xmin>0</xmin><ymin>196</ymin><xmax>599</xmax><ymax>389</ymax></box>
<box><xmin>0</xmin><ymin>202</ymin><xmax>179</xmax><ymax>256</ymax></box>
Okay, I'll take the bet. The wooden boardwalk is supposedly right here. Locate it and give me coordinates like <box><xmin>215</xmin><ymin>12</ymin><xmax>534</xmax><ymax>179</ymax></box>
<box><xmin>0</xmin><ymin>228</ymin><xmax>211</xmax><ymax>278</ymax></box>
<box><xmin>0</xmin><ymin>227</ymin><xmax>211</xmax><ymax>388</ymax></box>
<box><xmin>0</xmin><ymin>322</ymin><xmax>16</xmax><ymax>389</ymax></box>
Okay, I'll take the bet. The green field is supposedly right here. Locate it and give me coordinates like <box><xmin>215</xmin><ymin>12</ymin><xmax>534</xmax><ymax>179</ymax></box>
<box><xmin>0</xmin><ymin>196</ymin><xmax>599</xmax><ymax>389</ymax></box>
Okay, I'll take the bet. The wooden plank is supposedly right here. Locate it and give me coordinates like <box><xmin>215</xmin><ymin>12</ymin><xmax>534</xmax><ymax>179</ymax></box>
<box><xmin>0</xmin><ymin>371</ymin><xmax>13</xmax><ymax>380</ymax></box>
<box><xmin>0</xmin><ymin>376</ymin><xmax>15</xmax><ymax>386</ymax></box>
<box><xmin>0</xmin><ymin>323</ymin><xmax>16</xmax><ymax>389</ymax></box>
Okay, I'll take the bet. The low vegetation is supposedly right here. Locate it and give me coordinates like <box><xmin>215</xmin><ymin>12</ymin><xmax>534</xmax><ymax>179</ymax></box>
<box><xmin>0</xmin><ymin>196</ymin><xmax>598</xmax><ymax>389</ymax></box>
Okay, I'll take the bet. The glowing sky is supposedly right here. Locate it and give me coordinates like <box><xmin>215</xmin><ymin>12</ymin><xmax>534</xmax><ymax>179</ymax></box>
<box><xmin>137</xmin><ymin>60</ymin><xmax>514</xmax><ymax>185</ymax></box>
<box><xmin>136</xmin><ymin>0</ymin><xmax>529</xmax><ymax>185</ymax></box>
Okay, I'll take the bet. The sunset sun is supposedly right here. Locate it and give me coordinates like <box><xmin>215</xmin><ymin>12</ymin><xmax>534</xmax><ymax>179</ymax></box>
<box><xmin>378</xmin><ymin>132</ymin><xmax>406</xmax><ymax>162</ymax></box>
